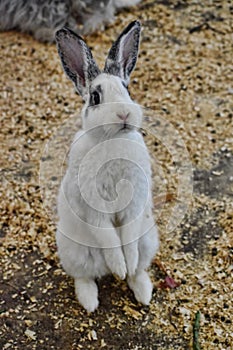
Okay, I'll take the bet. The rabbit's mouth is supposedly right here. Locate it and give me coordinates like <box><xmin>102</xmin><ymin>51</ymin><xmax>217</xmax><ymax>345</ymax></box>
<box><xmin>120</xmin><ymin>122</ymin><xmax>134</xmax><ymax>132</ymax></box>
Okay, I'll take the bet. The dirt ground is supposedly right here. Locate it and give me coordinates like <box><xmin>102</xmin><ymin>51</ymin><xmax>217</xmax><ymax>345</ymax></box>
<box><xmin>1</xmin><ymin>1</ymin><xmax>233</xmax><ymax>349</ymax></box>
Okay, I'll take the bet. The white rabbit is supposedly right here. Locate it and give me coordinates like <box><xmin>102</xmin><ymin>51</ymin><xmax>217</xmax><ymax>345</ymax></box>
<box><xmin>55</xmin><ymin>20</ymin><xmax>159</xmax><ymax>312</ymax></box>
<box><xmin>0</xmin><ymin>0</ymin><xmax>141</xmax><ymax>42</ymax></box>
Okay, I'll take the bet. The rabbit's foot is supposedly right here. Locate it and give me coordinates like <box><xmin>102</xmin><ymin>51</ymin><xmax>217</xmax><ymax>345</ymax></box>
<box><xmin>104</xmin><ymin>247</ymin><xmax>127</xmax><ymax>280</ymax></box>
<box><xmin>127</xmin><ymin>270</ymin><xmax>153</xmax><ymax>305</ymax></box>
<box><xmin>74</xmin><ymin>278</ymin><xmax>99</xmax><ymax>313</ymax></box>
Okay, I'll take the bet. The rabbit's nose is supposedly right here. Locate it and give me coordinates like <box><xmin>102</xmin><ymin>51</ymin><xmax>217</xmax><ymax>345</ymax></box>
<box><xmin>117</xmin><ymin>113</ymin><xmax>129</xmax><ymax>121</ymax></box>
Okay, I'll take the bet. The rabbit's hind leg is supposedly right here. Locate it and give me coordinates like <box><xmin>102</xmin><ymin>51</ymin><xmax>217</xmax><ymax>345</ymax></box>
<box><xmin>74</xmin><ymin>277</ymin><xmax>99</xmax><ymax>313</ymax></box>
<box><xmin>127</xmin><ymin>219</ymin><xmax>159</xmax><ymax>305</ymax></box>
<box><xmin>127</xmin><ymin>269</ymin><xmax>153</xmax><ymax>305</ymax></box>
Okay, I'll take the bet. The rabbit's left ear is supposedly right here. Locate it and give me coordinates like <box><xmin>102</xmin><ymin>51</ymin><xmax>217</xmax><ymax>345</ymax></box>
<box><xmin>104</xmin><ymin>20</ymin><xmax>141</xmax><ymax>84</ymax></box>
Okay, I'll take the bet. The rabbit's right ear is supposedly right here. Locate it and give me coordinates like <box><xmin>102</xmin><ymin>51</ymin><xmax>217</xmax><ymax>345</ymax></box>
<box><xmin>55</xmin><ymin>27</ymin><xmax>100</xmax><ymax>96</ymax></box>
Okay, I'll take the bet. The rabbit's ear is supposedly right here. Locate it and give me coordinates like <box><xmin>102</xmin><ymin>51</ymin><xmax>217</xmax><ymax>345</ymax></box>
<box><xmin>104</xmin><ymin>20</ymin><xmax>141</xmax><ymax>84</ymax></box>
<box><xmin>55</xmin><ymin>27</ymin><xmax>100</xmax><ymax>96</ymax></box>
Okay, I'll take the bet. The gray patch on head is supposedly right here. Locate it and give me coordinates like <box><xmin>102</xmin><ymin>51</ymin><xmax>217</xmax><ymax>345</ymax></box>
<box><xmin>104</xmin><ymin>59</ymin><xmax>121</xmax><ymax>77</ymax></box>
<box><xmin>90</xmin><ymin>84</ymin><xmax>102</xmax><ymax>95</ymax></box>
<box><xmin>87</xmin><ymin>83</ymin><xmax>103</xmax><ymax>109</ymax></box>
<box><xmin>86</xmin><ymin>59</ymin><xmax>100</xmax><ymax>83</ymax></box>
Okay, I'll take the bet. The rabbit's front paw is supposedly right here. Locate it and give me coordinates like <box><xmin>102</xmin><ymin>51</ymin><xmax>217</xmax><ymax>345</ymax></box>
<box><xmin>75</xmin><ymin>278</ymin><xmax>99</xmax><ymax>313</ymax></box>
<box><xmin>104</xmin><ymin>248</ymin><xmax>127</xmax><ymax>280</ymax></box>
<box><xmin>123</xmin><ymin>243</ymin><xmax>139</xmax><ymax>277</ymax></box>
<box><xmin>127</xmin><ymin>270</ymin><xmax>153</xmax><ymax>305</ymax></box>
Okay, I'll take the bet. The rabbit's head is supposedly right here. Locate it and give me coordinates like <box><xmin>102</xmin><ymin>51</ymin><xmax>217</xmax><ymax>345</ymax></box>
<box><xmin>56</xmin><ymin>21</ymin><xmax>142</xmax><ymax>137</ymax></box>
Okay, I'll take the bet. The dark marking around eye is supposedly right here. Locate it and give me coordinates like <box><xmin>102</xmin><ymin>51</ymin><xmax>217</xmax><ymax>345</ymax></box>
<box><xmin>122</xmin><ymin>81</ymin><xmax>131</xmax><ymax>96</ymax></box>
<box><xmin>94</xmin><ymin>85</ymin><xmax>102</xmax><ymax>94</ymax></box>
<box><xmin>89</xmin><ymin>84</ymin><xmax>102</xmax><ymax>107</ymax></box>
<box><xmin>122</xmin><ymin>81</ymin><xmax>127</xmax><ymax>89</ymax></box>
<box><xmin>91</xmin><ymin>91</ymin><xmax>100</xmax><ymax>105</ymax></box>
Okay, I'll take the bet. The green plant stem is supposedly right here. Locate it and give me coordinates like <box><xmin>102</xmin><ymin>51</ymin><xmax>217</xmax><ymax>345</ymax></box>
<box><xmin>193</xmin><ymin>310</ymin><xmax>201</xmax><ymax>350</ymax></box>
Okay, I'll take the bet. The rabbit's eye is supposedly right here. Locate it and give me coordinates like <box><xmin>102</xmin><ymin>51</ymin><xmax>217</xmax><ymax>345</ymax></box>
<box><xmin>90</xmin><ymin>91</ymin><xmax>100</xmax><ymax>106</ymax></box>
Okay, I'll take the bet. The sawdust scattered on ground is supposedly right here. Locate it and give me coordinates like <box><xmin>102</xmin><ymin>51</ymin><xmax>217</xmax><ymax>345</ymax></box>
<box><xmin>1</xmin><ymin>1</ymin><xmax>233</xmax><ymax>349</ymax></box>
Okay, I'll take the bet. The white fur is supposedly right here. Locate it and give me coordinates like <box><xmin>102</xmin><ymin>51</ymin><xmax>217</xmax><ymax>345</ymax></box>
<box><xmin>56</xmin><ymin>23</ymin><xmax>159</xmax><ymax>312</ymax></box>
<box><xmin>56</xmin><ymin>74</ymin><xmax>159</xmax><ymax>311</ymax></box>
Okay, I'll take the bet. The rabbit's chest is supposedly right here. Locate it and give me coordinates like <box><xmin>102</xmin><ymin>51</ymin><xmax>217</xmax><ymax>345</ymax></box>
<box><xmin>95</xmin><ymin>158</ymin><xmax>149</xmax><ymax>205</ymax></box>
<box><xmin>70</xmin><ymin>133</ymin><xmax>151</xmax><ymax>218</ymax></box>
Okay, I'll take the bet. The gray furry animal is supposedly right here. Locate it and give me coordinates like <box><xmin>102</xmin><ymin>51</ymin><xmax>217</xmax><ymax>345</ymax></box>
<box><xmin>0</xmin><ymin>0</ymin><xmax>141</xmax><ymax>42</ymax></box>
